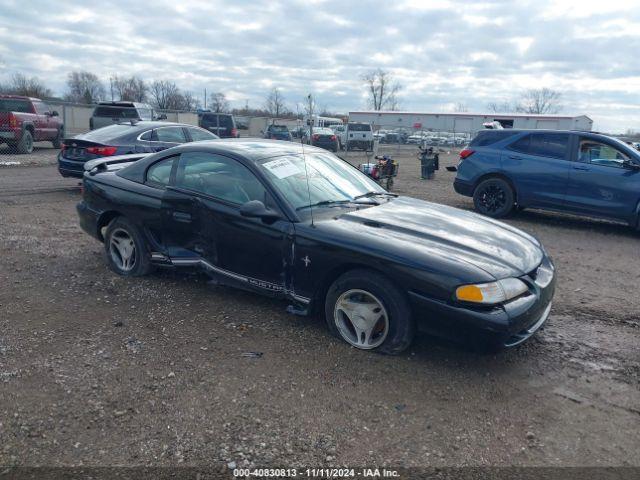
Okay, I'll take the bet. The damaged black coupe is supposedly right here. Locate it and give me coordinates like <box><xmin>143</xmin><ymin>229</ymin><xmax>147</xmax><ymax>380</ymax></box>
<box><xmin>77</xmin><ymin>140</ymin><xmax>556</xmax><ymax>353</ymax></box>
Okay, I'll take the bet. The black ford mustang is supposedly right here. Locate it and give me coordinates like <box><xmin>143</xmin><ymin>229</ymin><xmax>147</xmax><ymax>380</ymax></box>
<box><xmin>77</xmin><ymin>140</ymin><xmax>556</xmax><ymax>353</ymax></box>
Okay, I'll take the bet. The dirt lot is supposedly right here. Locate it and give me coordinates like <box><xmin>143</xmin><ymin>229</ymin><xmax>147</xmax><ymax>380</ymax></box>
<box><xmin>0</xmin><ymin>145</ymin><xmax>638</xmax><ymax>472</ymax></box>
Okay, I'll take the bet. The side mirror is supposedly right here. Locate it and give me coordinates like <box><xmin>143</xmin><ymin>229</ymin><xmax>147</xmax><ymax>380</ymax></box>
<box><xmin>240</xmin><ymin>200</ymin><xmax>280</xmax><ymax>221</ymax></box>
<box><xmin>623</xmin><ymin>159</ymin><xmax>640</xmax><ymax>171</ymax></box>
<box><xmin>51</xmin><ymin>110</ymin><xmax>59</xmax><ymax>117</ymax></box>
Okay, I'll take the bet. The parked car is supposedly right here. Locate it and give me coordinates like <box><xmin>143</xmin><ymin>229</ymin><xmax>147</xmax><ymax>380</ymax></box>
<box><xmin>77</xmin><ymin>140</ymin><xmax>555</xmax><ymax>353</ymax></box>
<box><xmin>345</xmin><ymin>122</ymin><xmax>374</xmax><ymax>151</ymax></box>
<box><xmin>198</xmin><ymin>112</ymin><xmax>239</xmax><ymax>138</ymax></box>
<box><xmin>330</xmin><ymin>124</ymin><xmax>346</xmax><ymax>146</ymax></box>
<box><xmin>453</xmin><ymin>129</ymin><xmax>640</xmax><ymax>228</ymax></box>
<box><xmin>90</xmin><ymin>101</ymin><xmax>158</xmax><ymax>130</ymax></box>
<box><xmin>0</xmin><ymin>95</ymin><xmax>64</xmax><ymax>153</ymax></box>
<box><xmin>263</xmin><ymin>124</ymin><xmax>292</xmax><ymax>141</ymax></box>
<box><xmin>307</xmin><ymin>127</ymin><xmax>339</xmax><ymax>152</ymax></box>
<box><xmin>58</xmin><ymin>121</ymin><xmax>217</xmax><ymax>178</ymax></box>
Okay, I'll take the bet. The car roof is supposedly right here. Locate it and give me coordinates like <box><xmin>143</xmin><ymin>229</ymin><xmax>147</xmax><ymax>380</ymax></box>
<box><xmin>0</xmin><ymin>94</ymin><xmax>40</xmax><ymax>101</ymax></box>
<box><xmin>96</xmin><ymin>101</ymin><xmax>150</xmax><ymax>108</ymax></box>
<box><xmin>117</xmin><ymin>140</ymin><xmax>327</xmax><ymax>184</ymax></box>
<box><xmin>75</xmin><ymin>121</ymin><xmax>204</xmax><ymax>139</ymax></box>
<box><xmin>114</xmin><ymin>121</ymin><xmax>198</xmax><ymax>129</ymax></box>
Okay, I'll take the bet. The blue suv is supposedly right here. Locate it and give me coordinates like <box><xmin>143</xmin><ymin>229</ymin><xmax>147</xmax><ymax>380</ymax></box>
<box><xmin>453</xmin><ymin>129</ymin><xmax>640</xmax><ymax>228</ymax></box>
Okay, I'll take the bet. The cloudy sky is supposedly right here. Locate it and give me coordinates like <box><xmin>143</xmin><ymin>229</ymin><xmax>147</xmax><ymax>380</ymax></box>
<box><xmin>1</xmin><ymin>0</ymin><xmax>639</xmax><ymax>131</ymax></box>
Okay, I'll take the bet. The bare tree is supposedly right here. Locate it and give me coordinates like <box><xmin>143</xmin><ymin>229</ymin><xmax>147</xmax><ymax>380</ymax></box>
<box><xmin>362</xmin><ymin>68</ymin><xmax>402</xmax><ymax>111</ymax></box>
<box><xmin>65</xmin><ymin>71</ymin><xmax>105</xmax><ymax>104</ymax></box>
<box><xmin>112</xmin><ymin>76</ymin><xmax>148</xmax><ymax>102</ymax></box>
<box><xmin>179</xmin><ymin>91</ymin><xmax>200</xmax><ymax>111</ymax></box>
<box><xmin>486</xmin><ymin>101</ymin><xmax>514</xmax><ymax>113</ymax></box>
<box><xmin>454</xmin><ymin>102</ymin><xmax>468</xmax><ymax>112</ymax></box>
<box><xmin>208</xmin><ymin>92</ymin><xmax>229</xmax><ymax>113</ymax></box>
<box><xmin>516</xmin><ymin>88</ymin><xmax>562</xmax><ymax>114</ymax></box>
<box><xmin>5</xmin><ymin>73</ymin><xmax>52</xmax><ymax>98</ymax></box>
<box><xmin>149</xmin><ymin>80</ymin><xmax>181</xmax><ymax>110</ymax></box>
<box><xmin>264</xmin><ymin>88</ymin><xmax>286</xmax><ymax>117</ymax></box>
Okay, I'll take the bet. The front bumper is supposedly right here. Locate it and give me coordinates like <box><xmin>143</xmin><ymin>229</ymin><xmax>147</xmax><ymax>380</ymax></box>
<box><xmin>409</xmin><ymin>256</ymin><xmax>556</xmax><ymax>348</ymax></box>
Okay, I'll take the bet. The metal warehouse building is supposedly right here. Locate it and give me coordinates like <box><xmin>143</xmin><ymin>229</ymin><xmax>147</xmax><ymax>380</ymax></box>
<box><xmin>348</xmin><ymin>111</ymin><xmax>593</xmax><ymax>133</ymax></box>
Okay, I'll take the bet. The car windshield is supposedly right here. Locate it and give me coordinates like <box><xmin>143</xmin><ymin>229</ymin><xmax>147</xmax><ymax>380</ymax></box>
<box><xmin>269</xmin><ymin>125</ymin><xmax>289</xmax><ymax>132</ymax></box>
<box><xmin>257</xmin><ymin>152</ymin><xmax>385</xmax><ymax>211</ymax></box>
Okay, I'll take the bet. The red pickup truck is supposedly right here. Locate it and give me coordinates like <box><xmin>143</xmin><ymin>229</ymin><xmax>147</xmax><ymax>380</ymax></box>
<box><xmin>0</xmin><ymin>95</ymin><xmax>64</xmax><ymax>154</ymax></box>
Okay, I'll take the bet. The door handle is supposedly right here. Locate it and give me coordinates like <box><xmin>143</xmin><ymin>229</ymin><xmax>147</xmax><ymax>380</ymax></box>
<box><xmin>172</xmin><ymin>211</ymin><xmax>192</xmax><ymax>222</ymax></box>
<box><xmin>572</xmin><ymin>165</ymin><xmax>589</xmax><ymax>171</ymax></box>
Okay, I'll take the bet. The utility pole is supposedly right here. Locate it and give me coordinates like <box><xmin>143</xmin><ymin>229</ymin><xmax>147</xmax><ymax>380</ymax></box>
<box><xmin>204</xmin><ymin>88</ymin><xmax>207</xmax><ymax>109</ymax></box>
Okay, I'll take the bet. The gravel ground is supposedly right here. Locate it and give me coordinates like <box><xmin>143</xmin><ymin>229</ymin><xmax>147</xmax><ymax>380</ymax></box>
<box><xmin>0</xmin><ymin>146</ymin><xmax>638</xmax><ymax>472</ymax></box>
<box><xmin>0</xmin><ymin>143</ymin><xmax>59</xmax><ymax>167</ymax></box>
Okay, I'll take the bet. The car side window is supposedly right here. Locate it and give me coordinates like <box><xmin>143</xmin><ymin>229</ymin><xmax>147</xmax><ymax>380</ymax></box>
<box><xmin>187</xmin><ymin>127</ymin><xmax>216</xmax><ymax>142</ymax></box>
<box><xmin>509</xmin><ymin>134</ymin><xmax>531</xmax><ymax>153</ymax></box>
<box><xmin>155</xmin><ymin>127</ymin><xmax>187</xmax><ymax>143</ymax></box>
<box><xmin>578</xmin><ymin>139</ymin><xmax>629</xmax><ymax>169</ymax></box>
<box><xmin>139</xmin><ymin>130</ymin><xmax>153</xmax><ymax>141</ymax></box>
<box><xmin>509</xmin><ymin>133</ymin><xmax>569</xmax><ymax>160</ymax></box>
<box><xmin>175</xmin><ymin>152</ymin><xmax>267</xmax><ymax>205</ymax></box>
<box><xmin>33</xmin><ymin>102</ymin><xmax>49</xmax><ymax>114</ymax></box>
<box><xmin>146</xmin><ymin>157</ymin><xmax>176</xmax><ymax>188</ymax></box>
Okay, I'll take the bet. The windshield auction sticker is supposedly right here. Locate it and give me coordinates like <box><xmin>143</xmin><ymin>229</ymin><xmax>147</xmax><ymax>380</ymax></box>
<box><xmin>262</xmin><ymin>158</ymin><xmax>302</xmax><ymax>179</ymax></box>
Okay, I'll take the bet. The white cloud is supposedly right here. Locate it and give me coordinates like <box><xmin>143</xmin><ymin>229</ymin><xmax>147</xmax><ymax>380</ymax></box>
<box><xmin>1</xmin><ymin>0</ymin><xmax>640</xmax><ymax>131</ymax></box>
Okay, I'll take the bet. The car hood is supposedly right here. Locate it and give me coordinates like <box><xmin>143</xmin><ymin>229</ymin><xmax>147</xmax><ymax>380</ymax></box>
<box><xmin>328</xmin><ymin>196</ymin><xmax>543</xmax><ymax>279</ymax></box>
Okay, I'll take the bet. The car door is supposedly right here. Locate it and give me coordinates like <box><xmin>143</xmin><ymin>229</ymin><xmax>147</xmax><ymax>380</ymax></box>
<box><xmin>161</xmin><ymin>151</ymin><xmax>293</xmax><ymax>293</ymax></box>
<box><xmin>32</xmin><ymin>101</ymin><xmax>51</xmax><ymax>140</ymax></box>
<box><xmin>564</xmin><ymin>136</ymin><xmax>640</xmax><ymax>223</ymax></box>
<box><xmin>502</xmin><ymin>132</ymin><xmax>571</xmax><ymax>208</ymax></box>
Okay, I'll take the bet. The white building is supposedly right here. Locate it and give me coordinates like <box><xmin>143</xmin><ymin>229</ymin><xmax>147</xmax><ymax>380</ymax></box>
<box><xmin>348</xmin><ymin>111</ymin><xmax>593</xmax><ymax>133</ymax></box>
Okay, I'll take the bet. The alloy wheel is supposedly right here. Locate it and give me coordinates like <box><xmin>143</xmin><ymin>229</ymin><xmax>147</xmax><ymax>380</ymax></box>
<box><xmin>334</xmin><ymin>289</ymin><xmax>389</xmax><ymax>349</ymax></box>
<box><xmin>109</xmin><ymin>228</ymin><xmax>136</xmax><ymax>272</ymax></box>
<box><xmin>479</xmin><ymin>185</ymin><xmax>506</xmax><ymax>213</ymax></box>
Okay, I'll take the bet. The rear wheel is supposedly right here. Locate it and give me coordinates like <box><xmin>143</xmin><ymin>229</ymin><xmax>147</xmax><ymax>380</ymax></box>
<box><xmin>104</xmin><ymin>217</ymin><xmax>152</xmax><ymax>277</ymax></box>
<box><xmin>16</xmin><ymin>130</ymin><xmax>34</xmax><ymax>154</ymax></box>
<box><xmin>325</xmin><ymin>270</ymin><xmax>414</xmax><ymax>355</ymax></box>
<box><xmin>473</xmin><ymin>177</ymin><xmax>515</xmax><ymax>218</ymax></box>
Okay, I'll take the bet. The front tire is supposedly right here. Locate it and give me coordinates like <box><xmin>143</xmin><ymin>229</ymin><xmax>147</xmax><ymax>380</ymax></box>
<box><xmin>473</xmin><ymin>177</ymin><xmax>515</xmax><ymax>218</ymax></box>
<box><xmin>104</xmin><ymin>217</ymin><xmax>152</xmax><ymax>277</ymax></box>
<box><xmin>51</xmin><ymin>129</ymin><xmax>63</xmax><ymax>149</ymax></box>
<box><xmin>325</xmin><ymin>270</ymin><xmax>414</xmax><ymax>355</ymax></box>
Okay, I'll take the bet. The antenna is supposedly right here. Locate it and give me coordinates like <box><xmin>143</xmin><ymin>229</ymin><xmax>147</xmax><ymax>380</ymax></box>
<box><xmin>297</xmin><ymin>99</ymin><xmax>314</xmax><ymax>227</ymax></box>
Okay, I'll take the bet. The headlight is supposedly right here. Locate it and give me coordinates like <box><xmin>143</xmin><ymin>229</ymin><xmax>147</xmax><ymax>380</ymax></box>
<box><xmin>455</xmin><ymin>278</ymin><xmax>529</xmax><ymax>305</ymax></box>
